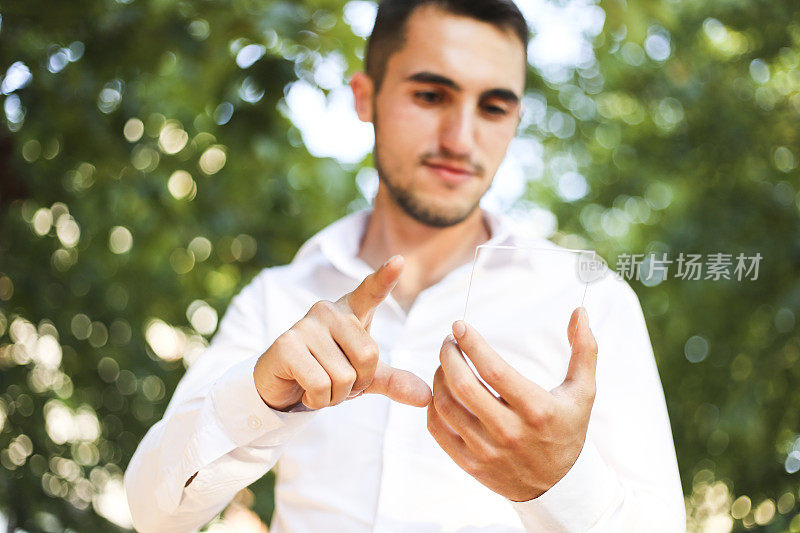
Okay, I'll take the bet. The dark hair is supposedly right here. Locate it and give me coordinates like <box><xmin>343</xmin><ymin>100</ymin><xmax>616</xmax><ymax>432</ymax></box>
<box><xmin>365</xmin><ymin>0</ymin><xmax>529</xmax><ymax>91</ymax></box>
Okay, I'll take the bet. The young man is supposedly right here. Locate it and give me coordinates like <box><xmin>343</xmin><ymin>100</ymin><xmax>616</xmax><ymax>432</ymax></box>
<box><xmin>125</xmin><ymin>1</ymin><xmax>685</xmax><ymax>531</ymax></box>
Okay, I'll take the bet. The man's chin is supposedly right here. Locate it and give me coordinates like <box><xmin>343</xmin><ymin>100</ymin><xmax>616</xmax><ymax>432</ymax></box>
<box><xmin>376</xmin><ymin>165</ymin><xmax>484</xmax><ymax>228</ymax></box>
<box><xmin>396</xmin><ymin>197</ymin><xmax>479</xmax><ymax>228</ymax></box>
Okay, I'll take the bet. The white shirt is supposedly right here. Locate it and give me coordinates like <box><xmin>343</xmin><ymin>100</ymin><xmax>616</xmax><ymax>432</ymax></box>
<box><xmin>125</xmin><ymin>209</ymin><xmax>685</xmax><ymax>533</ymax></box>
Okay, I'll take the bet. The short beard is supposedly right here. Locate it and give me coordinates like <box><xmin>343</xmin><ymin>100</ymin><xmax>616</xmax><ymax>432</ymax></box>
<box><xmin>372</xmin><ymin>114</ymin><xmax>482</xmax><ymax>229</ymax></box>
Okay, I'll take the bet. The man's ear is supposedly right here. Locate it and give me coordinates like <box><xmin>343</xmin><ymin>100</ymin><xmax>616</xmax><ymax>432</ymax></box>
<box><xmin>350</xmin><ymin>71</ymin><xmax>375</xmax><ymax>123</ymax></box>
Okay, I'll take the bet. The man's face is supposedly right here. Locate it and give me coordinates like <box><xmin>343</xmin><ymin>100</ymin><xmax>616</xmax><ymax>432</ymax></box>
<box><xmin>370</xmin><ymin>5</ymin><xmax>526</xmax><ymax>227</ymax></box>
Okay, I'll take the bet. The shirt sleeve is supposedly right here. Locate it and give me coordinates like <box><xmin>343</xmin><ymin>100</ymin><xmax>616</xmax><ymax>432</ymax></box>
<box><xmin>510</xmin><ymin>275</ymin><xmax>686</xmax><ymax>532</ymax></box>
<box><xmin>124</xmin><ymin>271</ymin><xmax>316</xmax><ymax>533</ymax></box>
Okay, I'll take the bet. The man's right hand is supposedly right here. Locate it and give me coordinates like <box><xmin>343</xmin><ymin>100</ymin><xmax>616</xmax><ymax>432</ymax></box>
<box><xmin>254</xmin><ymin>255</ymin><xmax>432</xmax><ymax>411</ymax></box>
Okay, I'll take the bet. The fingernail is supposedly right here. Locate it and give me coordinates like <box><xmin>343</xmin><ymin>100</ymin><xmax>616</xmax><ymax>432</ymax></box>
<box><xmin>444</xmin><ymin>333</ymin><xmax>455</xmax><ymax>344</ymax></box>
<box><xmin>452</xmin><ymin>320</ymin><xmax>466</xmax><ymax>338</ymax></box>
<box><xmin>383</xmin><ymin>255</ymin><xmax>400</xmax><ymax>268</ymax></box>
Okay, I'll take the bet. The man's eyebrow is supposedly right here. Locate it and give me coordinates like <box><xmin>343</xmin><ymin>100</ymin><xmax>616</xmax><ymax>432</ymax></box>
<box><xmin>481</xmin><ymin>88</ymin><xmax>520</xmax><ymax>104</ymax></box>
<box><xmin>406</xmin><ymin>71</ymin><xmax>460</xmax><ymax>90</ymax></box>
<box><xmin>406</xmin><ymin>71</ymin><xmax>520</xmax><ymax>104</ymax></box>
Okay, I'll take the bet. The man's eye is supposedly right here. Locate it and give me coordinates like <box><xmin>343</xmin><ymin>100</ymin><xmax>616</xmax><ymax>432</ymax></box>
<box><xmin>482</xmin><ymin>104</ymin><xmax>508</xmax><ymax>116</ymax></box>
<box><xmin>415</xmin><ymin>91</ymin><xmax>442</xmax><ymax>104</ymax></box>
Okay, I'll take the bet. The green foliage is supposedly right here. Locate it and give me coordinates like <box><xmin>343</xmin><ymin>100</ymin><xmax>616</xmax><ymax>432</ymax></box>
<box><xmin>0</xmin><ymin>0</ymin><xmax>360</xmax><ymax>530</ymax></box>
<box><xmin>1</xmin><ymin>0</ymin><xmax>799</xmax><ymax>531</ymax></box>
<box><xmin>526</xmin><ymin>0</ymin><xmax>800</xmax><ymax>529</ymax></box>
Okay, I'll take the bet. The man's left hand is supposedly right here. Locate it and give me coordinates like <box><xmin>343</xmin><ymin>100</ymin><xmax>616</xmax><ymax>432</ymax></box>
<box><xmin>426</xmin><ymin>307</ymin><xmax>598</xmax><ymax>502</ymax></box>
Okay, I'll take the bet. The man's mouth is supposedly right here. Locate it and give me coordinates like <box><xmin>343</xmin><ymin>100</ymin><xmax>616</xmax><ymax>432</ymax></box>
<box><xmin>422</xmin><ymin>161</ymin><xmax>475</xmax><ymax>185</ymax></box>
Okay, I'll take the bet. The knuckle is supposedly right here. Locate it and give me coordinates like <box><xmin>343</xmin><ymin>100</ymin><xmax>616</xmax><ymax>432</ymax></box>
<box><xmin>292</xmin><ymin>317</ymin><xmax>315</xmax><ymax>336</ymax></box>
<box><xmin>274</xmin><ymin>330</ymin><xmax>300</xmax><ymax>352</ymax></box>
<box><xmin>451</xmin><ymin>378</ymin><xmax>475</xmax><ymax>402</ymax></box>
<box><xmin>462</xmin><ymin>457</ymin><xmax>482</xmax><ymax>476</ymax></box>
<box><xmin>364</xmin><ymin>282</ymin><xmax>383</xmax><ymax>302</ymax></box>
<box><xmin>476</xmin><ymin>441</ymin><xmax>500</xmax><ymax>462</ymax></box>
<box><xmin>270</xmin><ymin>334</ymin><xmax>287</xmax><ymax>352</ymax></box>
<box><xmin>344</xmin><ymin>290</ymin><xmax>371</xmax><ymax>315</ymax></box>
<box><xmin>335</xmin><ymin>366</ymin><xmax>358</xmax><ymax>386</ymax></box>
<box><xmin>361</xmin><ymin>339</ymin><xmax>380</xmax><ymax>362</ymax></box>
<box><xmin>310</xmin><ymin>300</ymin><xmax>336</xmax><ymax>319</ymax></box>
<box><xmin>528</xmin><ymin>403</ymin><xmax>556</xmax><ymax>427</ymax></box>
<box><xmin>521</xmin><ymin>403</ymin><xmax>547</xmax><ymax>426</ymax></box>
<box><xmin>432</xmin><ymin>391</ymin><xmax>452</xmax><ymax>416</ymax></box>
<box><xmin>481</xmin><ymin>365</ymin><xmax>504</xmax><ymax>384</ymax></box>
<box><xmin>306</xmin><ymin>397</ymin><xmax>327</xmax><ymax>410</ymax></box>
<box><xmin>495</xmin><ymin>425</ymin><xmax>521</xmax><ymax>448</ymax></box>
<box><xmin>541</xmin><ymin>402</ymin><xmax>557</xmax><ymax>423</ymax></box>
<box><xmin>308</xmin><ymin>378</ymin><xmax>331</xmax><ymax>398</ymax></box>
<box><xmin>351</xmin><ymin>338</ymin><xmax>379</xmax><ymax>365</ymax></box>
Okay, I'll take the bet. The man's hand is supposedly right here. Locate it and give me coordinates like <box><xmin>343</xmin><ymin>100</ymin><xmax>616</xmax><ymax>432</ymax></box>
<box><xmin>254</xmin><ymin>255</ymin><xmax>432</xmax><ymax>411</ymax></box>
<box><xmin>427</xmin><ymin>307</ymin><xmax>598</xmax><ymax>502</ymax></box>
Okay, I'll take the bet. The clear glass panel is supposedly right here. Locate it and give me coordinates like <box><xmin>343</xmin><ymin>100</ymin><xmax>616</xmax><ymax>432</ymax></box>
<box><xmin>461</xmin><ymin>245</ymin><xmax>606</xmax><ymax>396</ymax></box>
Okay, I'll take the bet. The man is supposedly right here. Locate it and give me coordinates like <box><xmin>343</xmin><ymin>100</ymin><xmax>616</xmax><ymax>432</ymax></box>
<box><xmin>125</xmin><ymin>0</ymin><xmax>685</xmax><ymax>531</ymax></box>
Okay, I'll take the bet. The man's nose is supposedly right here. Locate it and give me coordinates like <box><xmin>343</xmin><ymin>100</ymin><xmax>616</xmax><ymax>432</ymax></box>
<box><xmin>438</xmin><ymin>105</ymin><xmax>476</xmax><ymax>158</ymax></box>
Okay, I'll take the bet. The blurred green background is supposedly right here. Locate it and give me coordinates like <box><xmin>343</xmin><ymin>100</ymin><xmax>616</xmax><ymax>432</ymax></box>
<box><xmin>1</xmin><ymin>0</ymin><xmax>799</xmax><ymax>531</ymax></box>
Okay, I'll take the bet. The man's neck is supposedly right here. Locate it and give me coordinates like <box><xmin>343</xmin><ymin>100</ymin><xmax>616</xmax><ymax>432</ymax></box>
<box><xmin>358</xmin><ymin>191</ymin><xmax>491</xmax><ymax>313</ymax></box>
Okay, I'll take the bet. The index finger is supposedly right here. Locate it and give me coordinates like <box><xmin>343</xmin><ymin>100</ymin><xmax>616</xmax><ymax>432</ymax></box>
<box><xmin>438</xmin><ymin>337</ymin><xmax>511</xmax><ymax>426</ymax></box>
<box><xmin>451</xmin><ymin>320</ymin><xmax>550</xmax><ymax>410</ymax></box>
<box><xmin>339</xmin><ymin>255</ymin><xmax>404</xmax><ymax>326</ymax></box>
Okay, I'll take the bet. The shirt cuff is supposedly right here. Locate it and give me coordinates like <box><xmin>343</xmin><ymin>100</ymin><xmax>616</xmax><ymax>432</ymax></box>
<box><xmin>510</xmin><ymin>440</ymin><xmax>624</xmax><ymax>532</ymax></box>
<box><xmin>210</xmin><ymin>355</ymin><xmax>317</xmax><ymax>448</ymax></box>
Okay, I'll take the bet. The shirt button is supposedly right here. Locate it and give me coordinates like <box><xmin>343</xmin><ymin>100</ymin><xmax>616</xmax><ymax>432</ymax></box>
<box><xmin>247</xmin><ymin>415</ymin><xmax>262</xmax><ymax>429</ymax></box>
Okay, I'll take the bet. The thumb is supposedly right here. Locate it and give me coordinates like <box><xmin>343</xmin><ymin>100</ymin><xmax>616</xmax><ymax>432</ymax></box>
<box><xmin>363</xmin><ymin>361</ymin><xmax>432</xmax><ymax>407</ymax></box>
<box><xmin>563</xmin><ymin>307</ymin><xmax>598</xmax><ymax>398</ymax></box>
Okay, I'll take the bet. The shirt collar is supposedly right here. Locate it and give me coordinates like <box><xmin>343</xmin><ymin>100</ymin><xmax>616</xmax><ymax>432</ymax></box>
<box><xmin>292</xmin><ymin>208</ymin><xmax>517</xmax><ymax>281</ymax></box>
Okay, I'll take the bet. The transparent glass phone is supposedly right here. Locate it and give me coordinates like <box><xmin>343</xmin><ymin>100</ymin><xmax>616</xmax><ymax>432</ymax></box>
<box><xmin>461</xmin><ymin>245</ymin><xmax>605</xmax><ymax>396</ymax></box>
